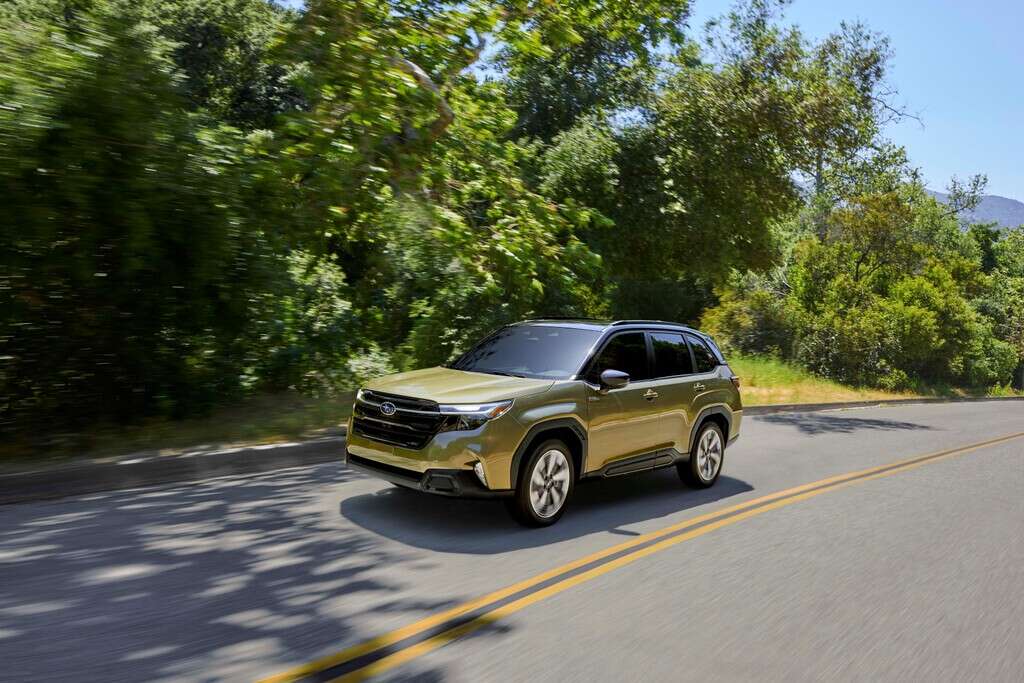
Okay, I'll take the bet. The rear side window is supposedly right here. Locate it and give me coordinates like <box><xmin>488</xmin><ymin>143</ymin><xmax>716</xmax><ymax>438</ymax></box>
<box><xmin>587</xmin><ymin>332</ymin><xmax>650</xmax><ymax>382</ymax></box>
<box><xmin>686</xmin><ymin>333</ymin><xmax>718</xmax><ymax>373</ymax></box>
<box><xmin>651</xmin><ymin>332</ymin><xmax>694</xmax><ymax>378</ymax></box>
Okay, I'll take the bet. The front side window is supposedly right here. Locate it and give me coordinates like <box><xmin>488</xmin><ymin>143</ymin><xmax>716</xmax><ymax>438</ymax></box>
<box><xmin>587</xmin><ymin>332</ymin><xmax>650</xmax><ymax>382</ymax></box>
<box><xmin>451</xmin><ymin>325</ymin><xmax>601</xmax><ymax>380</ymax></box>
<box><xmin>686</xmin><ymin>333</ymin><xmax>718</xmax><ymax>373</ymax></box>
<box><xmin>651</xmin><ymin>332</ymin><xmax>695</xmax><ymax>378</ymax></box>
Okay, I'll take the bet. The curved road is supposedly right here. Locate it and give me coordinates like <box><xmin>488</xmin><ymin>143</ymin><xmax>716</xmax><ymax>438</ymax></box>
<box><xmin>2</xmin><ymin>402</ymin><xmax>1024</xmax><ymax>682</ymax></box>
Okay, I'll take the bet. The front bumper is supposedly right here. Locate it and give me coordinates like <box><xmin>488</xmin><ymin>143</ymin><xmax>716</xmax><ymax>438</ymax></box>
<box><xmin>345</xmin><ymin>450</ymin><xmax>513</xmax><ymax>498</ymax></box>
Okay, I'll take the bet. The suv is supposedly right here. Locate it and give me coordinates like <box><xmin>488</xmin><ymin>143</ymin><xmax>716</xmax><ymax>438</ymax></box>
<box><xmin>346</xmin><ymin>320</ymin><xmax>742</xmax><ymax>526</ymax></box>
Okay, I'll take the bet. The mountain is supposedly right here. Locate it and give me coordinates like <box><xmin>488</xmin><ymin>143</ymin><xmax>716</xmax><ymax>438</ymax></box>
<box><xmin>927</xmin><ymin>190</ymin><xmax>1024</xmax><ymax>229</ymax></box>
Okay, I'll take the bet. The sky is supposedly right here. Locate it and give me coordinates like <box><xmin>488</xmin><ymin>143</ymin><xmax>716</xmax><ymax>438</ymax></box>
<box><xmin>689</xmin><ymin>0</ymin><xmax>1024</xmax><ymax>199</ymax></box>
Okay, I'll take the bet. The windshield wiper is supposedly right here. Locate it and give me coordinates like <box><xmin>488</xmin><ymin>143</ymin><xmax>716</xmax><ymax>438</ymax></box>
<box><xmin>483</xmin><ymin>370</ymin><xmax>529</xmax><ymax>378</ymax></box>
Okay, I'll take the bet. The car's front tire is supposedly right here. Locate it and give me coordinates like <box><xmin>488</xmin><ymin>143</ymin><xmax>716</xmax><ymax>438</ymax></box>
<box><xmin>680</xmin><ymin>421</ymin><xmax>725</xmax><ymax>488</ymax></box>
<box><xmin>506</xmin><ymin>439</ymin><xmax>575</xmax><ymax>527</ymax></box>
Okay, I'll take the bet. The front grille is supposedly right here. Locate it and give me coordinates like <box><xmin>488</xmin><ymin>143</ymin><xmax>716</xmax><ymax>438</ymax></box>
<box><xmin>352</xmin><ymin>390</ymin><xmax>445</xmax><ymax>450</ymax></box>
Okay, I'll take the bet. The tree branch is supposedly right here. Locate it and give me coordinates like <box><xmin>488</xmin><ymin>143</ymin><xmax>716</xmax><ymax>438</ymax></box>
<box><xmin>389</xmin><ymin>56</ymin><xmax>455</xmax><ymax>142</ymax></box>
<box><xmin>388</xmin><ymin>31</ymin><xmax>487</xmax><ymax>144</ymax></box>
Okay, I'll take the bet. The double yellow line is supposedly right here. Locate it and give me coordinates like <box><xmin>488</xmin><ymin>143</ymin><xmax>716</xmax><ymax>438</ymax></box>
<box><xmin>260</xmin><ymin>430</ymin><xmax>1024</xmax><ymax>683</ymax></box>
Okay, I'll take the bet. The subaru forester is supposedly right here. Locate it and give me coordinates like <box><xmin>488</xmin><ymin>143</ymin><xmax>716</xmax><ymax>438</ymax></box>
<box><xmin>345</xmin><ymin>319</ymin><xmax>742</xmax><ymax>526</ymax></box>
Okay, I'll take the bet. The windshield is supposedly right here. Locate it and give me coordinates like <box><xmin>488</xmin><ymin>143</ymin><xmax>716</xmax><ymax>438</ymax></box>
<box><xmin>451</xmin><ymin>325</ymin><xmax>602</xmax><ymax>380</ymax></box>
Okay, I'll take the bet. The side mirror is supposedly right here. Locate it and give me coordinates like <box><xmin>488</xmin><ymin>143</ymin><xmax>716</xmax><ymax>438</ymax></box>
<box><xmin>599</xmin><ymin>369</ymin><xmax>630</xmax><ymax>392</ymax></box>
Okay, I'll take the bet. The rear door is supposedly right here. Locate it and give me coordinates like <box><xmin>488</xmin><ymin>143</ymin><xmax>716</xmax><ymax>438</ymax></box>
<box><xmin>684</xmin><ymin>332</ymin><xmax>732</xmax><ymax>432</ymax></box>
<box><xmin>583</xmin><ymin>332</ymin><xmax>671</xmax><ymax>473</ymax></box>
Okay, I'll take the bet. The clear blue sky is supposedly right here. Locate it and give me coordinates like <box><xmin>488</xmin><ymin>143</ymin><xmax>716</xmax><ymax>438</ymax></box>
<box><xmin>689</xmin><ymin>0</ymin><xmax>1024</xmax><ymax>199</ymax></box>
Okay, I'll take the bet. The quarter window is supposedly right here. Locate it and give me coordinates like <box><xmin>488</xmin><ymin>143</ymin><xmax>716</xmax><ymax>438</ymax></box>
<box><xmin>651</xmin><ymin>332</ymin><xmax>695</xmax><ymax>378</ymax></box>
<box><xmin>587</xmin><ymin>333</ymin><xmax>650</xmax><ymax>382</ymax></box>
<box><xmin>686</xmin><ymin>333</ymin><xmax>718</xmax><ymax>373</ymax></box>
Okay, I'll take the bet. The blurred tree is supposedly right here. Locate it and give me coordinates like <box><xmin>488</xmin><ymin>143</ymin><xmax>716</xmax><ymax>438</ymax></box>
<box><xmin>0</xmin><ymin>5</ymin><xmax>283</xmax><ymax>434</ymax></box>
<box><xmin>139</xmin><ymin>0</ymin><xmax>302</xmax><ymax>128</ymax></box>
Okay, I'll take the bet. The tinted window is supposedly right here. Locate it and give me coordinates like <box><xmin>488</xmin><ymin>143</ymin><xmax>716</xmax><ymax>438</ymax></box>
<box><xmin>651</xmin><ymin>332</ymin><xmax>695</xmax><ymax>378</ymax></box>
<box><xmin>686</xmin><ymin>333</ymin><xmax>718</xmax><ymax>373</ymax></box>
<box><xmin>587</xmin><ymin>333</ymin><xmax>650</xmax><ymax>382</ymax></box>
<box><xmin>451</xmin><ymin>325</ymin><xmax>600</xmax><ymax>380</ymax></box>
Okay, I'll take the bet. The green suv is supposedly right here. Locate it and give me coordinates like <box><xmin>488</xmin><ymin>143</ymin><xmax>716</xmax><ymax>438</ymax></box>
<box><xmin>346</xmin><ymin>319</ymin><xmax>742</xmax><ymax>526</ymax></box>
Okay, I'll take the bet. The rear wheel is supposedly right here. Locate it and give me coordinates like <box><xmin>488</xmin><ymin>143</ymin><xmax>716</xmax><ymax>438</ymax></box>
<box><xmin>506</xmin><ymin>439</ymin><xmax>574</xmax><ymax>527</ymax></box>
<box><xmin>680</xmin><ymin>422</ymin><xmax>724</xmax><ymax>488</ymax></box>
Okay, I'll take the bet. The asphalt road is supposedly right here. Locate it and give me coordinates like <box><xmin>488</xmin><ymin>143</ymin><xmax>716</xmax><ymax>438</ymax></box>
<box><xmin>3</xmin><ymin>402</ymin><xmax>1024</xmax><ymax>682</ymax></box>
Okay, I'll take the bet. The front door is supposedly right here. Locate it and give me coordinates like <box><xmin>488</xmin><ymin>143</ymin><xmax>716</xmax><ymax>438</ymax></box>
<box><xmin>583</xmin><ymin>332</ymin><xmax>672</xmax><ymax>473</ymax></box>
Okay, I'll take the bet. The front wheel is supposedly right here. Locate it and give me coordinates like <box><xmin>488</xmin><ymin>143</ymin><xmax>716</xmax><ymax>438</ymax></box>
<box><xmin>679</xmin><ymin>422</ymin><xmax>725</xmax><ymax>488</ymax></box>
<box><xmin>506</xmin><ymin>439</ymin><xmax>575</xmax><ymax>527</ymax></box>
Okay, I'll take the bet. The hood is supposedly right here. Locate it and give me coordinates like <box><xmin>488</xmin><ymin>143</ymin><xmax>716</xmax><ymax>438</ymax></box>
<box><xmin>366</xmin><ymin>366</ymin><xmax>554</xmax><ymax>404</ymax></box>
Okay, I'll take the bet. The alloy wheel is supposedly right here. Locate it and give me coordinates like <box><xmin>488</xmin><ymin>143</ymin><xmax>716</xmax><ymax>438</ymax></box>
<box><xmin>696</xmin><ymin>429</ymin><xmax>723</xmax><ymax>482</ymax></box>
<box><xmin>529</xmin><ymin>449</ymin><xmax>570</xmax><ymax>518</ymax></box>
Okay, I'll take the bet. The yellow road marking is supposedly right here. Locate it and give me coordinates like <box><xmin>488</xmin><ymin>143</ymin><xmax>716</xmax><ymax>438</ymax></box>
<box><xmin>260</xmin><ymin>430</ymin><xmax>1024</xmax><ymax>683</ymax></box>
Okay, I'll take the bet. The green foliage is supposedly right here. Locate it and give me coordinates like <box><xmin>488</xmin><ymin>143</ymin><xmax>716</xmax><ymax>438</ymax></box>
<box><xmin>501</xmin><ymin>1</ymin><xmax>688</xmax><ymax>141</ymax></box>
<box><xmin>253</xmin><ymin>251</ymin><xmax>358</xmax><ymax>394</ymax></box>
<box><xmin>0</xmin><ymin>6</ymin><xmax>274</xmax><ymax>432</ymax></box>
<box><xmin>701</xmin><ymin>288</ymin><xmax>797</xmax><ymax>358</ymax></box>
<box><xmin>707</xmin><ymin>187</ymin><xmax>1019</xmax><ymax>391</ymax></box>
<box><xmin>539</xmin><ymin>115</ymin><xmax>620</xmax><ymax>211</ymax></box>
<box><xmin>976</xmin><ymin>227</ymin><xmax>1024</xmax><ymax>387</ymax></box>
<box><xmin>138</xmin><ymin>0</ymin><xmax>301</xmax><ymax>128</ymax></box>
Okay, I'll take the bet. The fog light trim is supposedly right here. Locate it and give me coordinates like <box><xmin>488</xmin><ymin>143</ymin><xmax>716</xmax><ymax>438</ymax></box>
<box><xmin>472</xmin><ymin>461</ymin><xmax>488</xmax><ymax>488</ymax></box>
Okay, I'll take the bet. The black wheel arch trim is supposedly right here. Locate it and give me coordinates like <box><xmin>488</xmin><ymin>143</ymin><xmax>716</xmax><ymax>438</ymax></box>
<box><xmin>687</xmin><ymin>405</ymin><xmax>732</xmax><ymax>455</ymax></box>
<box><xmin>509</xmin><ymin>417</ymin><xmax>588</xmax><ymax>488</ymax></box>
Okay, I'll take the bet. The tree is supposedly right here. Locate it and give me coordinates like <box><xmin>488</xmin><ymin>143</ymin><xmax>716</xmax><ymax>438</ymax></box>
<box><xmin>138</xmin><ymin>0</ymin><xmax>302</xmax><ymax>129</ymax></box>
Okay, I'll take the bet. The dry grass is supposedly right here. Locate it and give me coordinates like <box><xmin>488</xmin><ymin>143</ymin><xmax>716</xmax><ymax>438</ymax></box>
<box><xmin>730</xmin><ymin>355</ymin><xmax>1021</xmax><ymax>406</ymax></box>
<box><xmin>730</xmin><ymin>355</ymin><xmax>920</xmax><ymax>406</ymax></box>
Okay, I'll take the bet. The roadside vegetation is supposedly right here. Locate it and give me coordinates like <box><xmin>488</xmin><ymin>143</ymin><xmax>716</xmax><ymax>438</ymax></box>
<box><xmin>2</xmin><ymin>0</ymin><xmax>1023</xmax><ymax>457</ymax></box>
<box><xmin>4</xmin><ymin>353</ymin><xmax>1018</xmax><ymax>469</ymax></box>
<box><xmin>730</xmin><ymin>355</ymin><xmax>1019</xmax><ymax>407</ymax></box>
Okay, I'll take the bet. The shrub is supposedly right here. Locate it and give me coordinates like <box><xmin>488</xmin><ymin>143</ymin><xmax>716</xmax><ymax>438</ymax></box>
<box><xmin>701</xmin><ymin>288</ymin><xmax>797</xmax><ymax>358</ymax></box>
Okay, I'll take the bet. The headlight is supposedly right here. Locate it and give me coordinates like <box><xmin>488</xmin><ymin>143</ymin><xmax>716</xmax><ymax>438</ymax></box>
<box><xmin>355</xmin><ymin>388</ymin><xmax>367</xmax><ymax>402</ymax></box>
<box><xmin>437</xmin><ymin>400</ymin><xmax>513</xmax><ymax>433</ymax></box>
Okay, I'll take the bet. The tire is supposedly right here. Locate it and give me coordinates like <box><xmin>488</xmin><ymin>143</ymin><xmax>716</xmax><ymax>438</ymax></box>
<box><xmin>680</xmin><ymin>421</ymin><xmax>725</xmax><ymax>488</ymax></box>
<box><xmin>505</xmin><ymin>439</ymin><xmax>575</xmax><ymax>527</ymax></box>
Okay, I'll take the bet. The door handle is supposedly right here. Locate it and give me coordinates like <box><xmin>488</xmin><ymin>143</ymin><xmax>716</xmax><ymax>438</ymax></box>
<box><xmin>643</xmin><ymin>389</ymin><xmax>659</xmax><ymax>400</ymax></box>
<box><xmin>693</xmin><ymin>383</ymin><xmax>706</xmax><ymax>391</ymax></box>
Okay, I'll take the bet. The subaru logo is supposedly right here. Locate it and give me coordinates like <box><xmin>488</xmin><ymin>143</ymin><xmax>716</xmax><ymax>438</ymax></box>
<box><xmin>379</xmin><ymin>401</ymin><xmax>397</xmax><ymax>416</ymax></box>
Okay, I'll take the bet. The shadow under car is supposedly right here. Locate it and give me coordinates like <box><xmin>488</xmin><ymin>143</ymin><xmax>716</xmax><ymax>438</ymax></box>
<box><xmin>339</xmin><ymin>469</ymin><xmax>754</xmax><ymax>554</ymax></box>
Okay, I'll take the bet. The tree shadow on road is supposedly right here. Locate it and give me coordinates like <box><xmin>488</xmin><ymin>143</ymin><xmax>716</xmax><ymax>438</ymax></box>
<box><xmin>0</xmin><ymin>462</ymin><xmax>751</xmax><ymax>681</ymax></box>
<box><xmin>0</xmin><ymin>464</ymin><xmax>454</xmax><ymax>682</ymax></box>
<box><xmin>340</xmin><ymin>469</ymin><xmax>754</xmax><ymax>554</ymax></box>
<box><xmin>754</xmin><ymin>413</ymin><xmax>937</xmax><ymax>436</ymax></box>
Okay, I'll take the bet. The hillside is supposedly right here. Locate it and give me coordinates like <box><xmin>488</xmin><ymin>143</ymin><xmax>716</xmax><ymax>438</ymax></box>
<box><xmin>927</xmin><ymin>190</ymin><xmax>1024</xmax><ymax>229</ymax></box>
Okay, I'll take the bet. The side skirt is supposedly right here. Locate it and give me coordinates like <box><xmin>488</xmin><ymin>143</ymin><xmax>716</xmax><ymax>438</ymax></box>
<box><xmin>582</xmin><ymin>448</ymin><xmax>687</xmax><ymax>479</ymax></box>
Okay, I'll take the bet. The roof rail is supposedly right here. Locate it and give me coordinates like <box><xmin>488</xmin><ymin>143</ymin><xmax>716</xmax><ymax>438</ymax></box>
<box><xmin>522</xmin><ymin>316</ymin><xmax>601</xmax><ymax>321</ymax></box>
<box><xmin>610</xmin><ymin>319</ymin><xmax>688</xmax><ymax>327</ymax></box>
